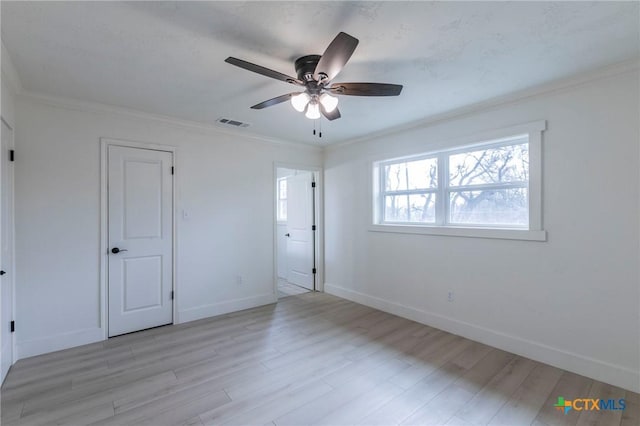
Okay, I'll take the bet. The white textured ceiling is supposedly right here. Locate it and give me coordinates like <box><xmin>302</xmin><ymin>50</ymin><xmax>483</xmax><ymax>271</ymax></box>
<box><xmin>2</xmin><ymin>1</ymin><xmax>639</xmax><ymax>145</ymax></box>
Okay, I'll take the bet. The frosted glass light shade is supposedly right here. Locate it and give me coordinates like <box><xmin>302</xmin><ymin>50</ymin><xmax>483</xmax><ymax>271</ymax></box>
<box><xmin>319</xmin><ymin>93</ymin><xmax>338</xmax><ymax>113</ymax></box>
<box><xmin>305</xmin><ymin>102</ymin><xmax>321</xmax><ymax>119</ymax></box>
<box><xmin>291</xmin><ymin>93</ymin><xmax>311</xmax><ymax>112</ymax></box>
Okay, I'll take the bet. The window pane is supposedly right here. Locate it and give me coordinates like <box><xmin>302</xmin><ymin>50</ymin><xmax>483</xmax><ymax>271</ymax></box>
<box><xmin>278</xmin><ymin>200</ymin><xmax>287</xmax><ymax>221</ymax></box>
<box><xmin>279</xmin><ymin>179</ymin><xmax>287</xmax><ymax>199</ymax></box>
<box><xmin>384</xmin><ymin>163</ymin><xmax>408</xmax><ymax>191</ymax></box>
<box><xmin>407</xmin><ymin>158</ymin><xmax>438</xmax><ymax>190</ymax></box>
<box><xmin>449</xmin><ymin>188</ymin><xmax>528</xmax><ymax>226</ymax></box>
<box><xmin>385</xmin><ymin>158</ymin><xmax>437</xmax><ymax>191</ymax></box>
<box><xmin>384</xmin><ymin>195</ymin><xmax>408</xmax><ymax>222</ymax></box>
<box><xmin>449</xmin><ymin>142</ymin><xmax>528</xmax><ymax>187</ymax></box>
<box><xmin>409</xmin><ymin>194</ymin><xmax>436</xmax><ymax>223</ymax></box>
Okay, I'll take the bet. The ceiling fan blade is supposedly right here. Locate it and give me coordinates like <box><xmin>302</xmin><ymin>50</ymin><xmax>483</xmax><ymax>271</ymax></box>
<box><xmin>328</xmin><ymin>82</ymin><xmax>403</xmax><ymax>96</ymax></box>
<box><xmin>321</xmin><ymin>105</ymin><xmax>341</xmax><ymax>121</ymax></box>
<box><xmin>251</xmin><ymin>93</ymin><xmax>300</xmax><ymax>110</ymax></box>
<box><xmin>225</xmin><ymin>57</ymin><xmax>303</xmax><ymax>85</ymax></box>
<box><xmin>313</xmin><ymin>32</ymin><xmax>359</xmax><ymax>82</ymax></box>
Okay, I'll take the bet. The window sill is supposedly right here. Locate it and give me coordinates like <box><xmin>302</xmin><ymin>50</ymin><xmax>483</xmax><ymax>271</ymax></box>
<box><xmin>369</xmin><ymin>224</ymin><xmax>547</xmax><ymax>241</ymax></box>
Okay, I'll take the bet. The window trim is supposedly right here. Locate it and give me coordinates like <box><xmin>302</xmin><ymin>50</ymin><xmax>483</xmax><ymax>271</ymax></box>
<box><xmin>370</xmin><ymin>120</ymin><xmax>546</xmax><ymax>241</ymax></box>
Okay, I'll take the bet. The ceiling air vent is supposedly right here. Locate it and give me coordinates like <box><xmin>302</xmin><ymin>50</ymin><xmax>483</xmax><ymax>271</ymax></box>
<box><xmin>216</xmin><ymin>118</ymin><xmax>250</xmax><ymax>128</ymax></box>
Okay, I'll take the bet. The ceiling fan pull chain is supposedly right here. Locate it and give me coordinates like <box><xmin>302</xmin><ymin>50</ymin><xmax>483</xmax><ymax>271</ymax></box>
<box><xmin>319</xmin><ymin>119</ymin><xmax>322</xmax><ymax>138</ymax></box>
<box><xmin>313</xmin><ymin>120</ymin><xmax>316</xmax><ymax>136</ymax></box>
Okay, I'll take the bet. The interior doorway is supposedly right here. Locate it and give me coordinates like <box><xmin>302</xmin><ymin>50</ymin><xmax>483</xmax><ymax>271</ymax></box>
<box><xmin>0</xmin><ymin>118</ymin><xmax>15</xmax><ymax>383</ymax></box>
<box><xmin>275</xmin><ymin>167</ymin><xmax>320</xmax><ymax>298</ymax></box>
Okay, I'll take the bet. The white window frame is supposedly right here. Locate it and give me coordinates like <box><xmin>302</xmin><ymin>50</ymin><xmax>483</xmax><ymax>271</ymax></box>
<box><xmin>277</xmin><ymin>177</ymin><xmax>287</xmax><ymax>222</ymax></box>
<box><xmin>370</xmin><ymin>121</ymin><xmax>546</xmax><ymax>241</ymax></box>
<box><xmin>377</xmin><ymin>153</ymin><xmax>439</xmax><ymax>225</ymax></box>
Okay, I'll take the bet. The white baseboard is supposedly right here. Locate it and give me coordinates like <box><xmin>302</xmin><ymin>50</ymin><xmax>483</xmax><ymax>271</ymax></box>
<box><xmin>16</xmin><ymin>327</ymin><xmax>104</xmax><ymax>360</ymax></box>
<box><xmin>325</xmin><ymin>283</ymin><xmax>640</xmax><ymax>393</ymax></box>
<box><xmin>14</xmin><ymin>294</ymin><xmax>277</xmax><ymax>361</ymax></box>
<box><xmin>178</xmin><ymin>293</ymin><xmax>277</xmax><ymax>323</ymax></box>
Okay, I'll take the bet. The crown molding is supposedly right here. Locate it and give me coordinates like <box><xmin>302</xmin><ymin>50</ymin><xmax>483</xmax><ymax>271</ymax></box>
<box><xmin>327</xmin><ymin>58</ymin><xmax>640</xmax><ymax>151</ymax></box>
<box><xmin>13</xmin><ymin>57</ymin><xmax>639</xmax><ymax>154</ymax></box>
<box><xmin>1</xmin><ymin>39</ymin><xmax>23</xmax><ymax>94</ymax></box>
<box><xmin>18</xmin><ymin>90</ymin><xmax>323</xmax><ymax>152</ymax></box>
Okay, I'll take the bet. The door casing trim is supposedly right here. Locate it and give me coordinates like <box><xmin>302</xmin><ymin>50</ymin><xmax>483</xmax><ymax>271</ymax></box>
<box><xmin>100</xmin><ymin>137</ymin><xmax>177</xmax><ymax>340</ymax></box>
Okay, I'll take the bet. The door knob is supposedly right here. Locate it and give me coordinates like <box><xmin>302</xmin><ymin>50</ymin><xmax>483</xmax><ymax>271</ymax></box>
<box><xmin>285</xmin><ymin>233</ymin><xmax>290</xmax><ymax>237</ymax></box>
<box><xmin>0</xmin><ymin>270</ymin><xmax>5</xmax><ymax>275</ymax></box>
<box><xmin>111</xmin><ymin>247</ymin><xmax>128</xmax><ymax>254</ymax></box>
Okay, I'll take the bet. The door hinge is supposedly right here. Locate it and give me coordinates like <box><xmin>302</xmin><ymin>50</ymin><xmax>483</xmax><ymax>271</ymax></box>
<box><xmin>171</xmin><ymin>166</ymin><xmax>174</xmax><ymax>175</ymax></box>
<box><xmin>9</xmin><ymin>150</ymin><xmax>14</xmax><ymax>162</ymax></box>
<box><xmin>312</xmin><ymin>225</ymin><xmax>316</xmax><ymax>231</ymax></box>
<box><xmin>311</xmin><ymin>181</ymin><xmax>316</xmax><ymax>188</ymax></box>
<box><xmin>171</xmin><ymin>290</ymin><xmax>174</xmax><ymax>300</ymax></box>
<box><xmin>10</xmin><ymin>321</ymin><xmax>15</xmax><ymax>333</ymax></box>
<box><xmin>312</xmin><ymin>268</ymin><xmax>317</xmax><ymax>274</ymax></box>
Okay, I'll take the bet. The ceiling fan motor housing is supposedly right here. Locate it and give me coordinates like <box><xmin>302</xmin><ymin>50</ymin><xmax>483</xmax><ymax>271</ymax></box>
<box><xmin>295</xmin><ymin>55</ymin><xmax>323</xmax><ymax>85</ymax></box>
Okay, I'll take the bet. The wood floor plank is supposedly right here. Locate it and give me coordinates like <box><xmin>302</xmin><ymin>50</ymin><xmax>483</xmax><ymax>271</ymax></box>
<box><xmin>400</xmin><ymin>383</ymin><xmax>475</xmax><ymax>426</ymax></box>
<box><xmin>114</xmin><ymin>363</ymin><xmax>266</xmax><ymax>415</ymax></box>
<box><xmin>620</xmin><ymin>389</ymin><xmax>640</xmax><ymax>426</ymax></box>
<box><xmin>12</xmin><ymin>396</ymin><xmax>115</xmax><ymax>426</ymax></box>
<box><xmin>1</xmin><ymin>377</ymin><xmax>73</xmax><ymax>405</ymax></box>
<box><xmin>180</xmin><ymin>416</ymin><xmax>204</xmax><ymax>426</ymax></box>
<box><xmin>0</xmin><ymin>400</ymin><xmax>23</xmax><ymax>424</ymax></box>
<box><xmin>312</xmin><ymin>380</ymin><xmax>405</xmax><ymax>425</ymax></box>
<box><xmin>488</xmin><ymin>363</ymin><xmax>564</xmax><ymax>425</ymax></box>
<box><xmin>388</xmin><ymin>336</ymin><xmax>473</xmax><ymax>390</ymax></box>
<box><xmin>21</xmin><ymin>370</ymin><xmax>178</xmax><ymax>417</ymax></box>
<box><xmin>172</xmin><ymin>349</ymin><xmax>276</xmax><ymax>383</ymax></box>
<box><xmin>357</xmin><ymin>362</ymin><xmax>469</xmax><ymax>426</ymax></box>
<box><xmin>399</xmin><ymin>347</ymin><xmax>516</xmax><ymax>425</ymax></box>
<box><xmin>456</xmin><ymin>356</ymin><xmax>538</xmax><ymax>425</ymax></box>
<box><xmin>453</xmin><ymin>349</ymin><xmax>515</xmax><ymax>395</ymax></box>
<box><xmin>134</xmin><ymin>389</ymin><xmax>231</xmax><ymax>426</ymax></box>
<box><xmin>575</xmin><ymin>381</ymin><xmax>625</xmax><ymax>426</ymax></box>
<box><xmin>72</xmin><ymin>344</ymin><xmax>217</xmax><ymax>391</ymax></box>
<box><xmin>218</xmin><ymin>380</ymin><xmax>333</xmax><ymax>426</ymax></box>
<box><xmin>274</xmin><ymin>378</ymin><xmax>373</xmax><ymax>426</ymax></box>
<box><xmin>534</xmin><ymin>371</ymin><xmax>595</xmax><ymax>426</ymax></box>
<box><xmin>198</xmin><ymin>379</ymin><xmax>332</xmax><ymax>426</ymax></box>
<box><xmin>0</xmin><ymin>292</ymin><xmax>635</xmax><ymax>426</ymax></box>
<box><xmin>224</xmin><ymin>352</ymin><xmax>352</xmax><ymax>402</ymax></box>
<box><xmin>445</xmin><ymin>415</ymin><xmax>475</xmax><ymax>426</ymax></box>
<box><xmin>94</xmin><ymin>381</ymin><xmax>230</xmax><ymax>425</ymax></box>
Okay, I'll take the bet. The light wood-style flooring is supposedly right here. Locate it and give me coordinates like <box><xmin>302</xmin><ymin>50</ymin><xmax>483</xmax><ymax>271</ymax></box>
<box><xmin>277</xmin><ymin>280</ymin><xmax>311</xmax><ymax>299</ymax></box>
<box><xmin>1</xmin><ymin>292</ymin><xmax>638</xmax><ymax>426</ymax></box>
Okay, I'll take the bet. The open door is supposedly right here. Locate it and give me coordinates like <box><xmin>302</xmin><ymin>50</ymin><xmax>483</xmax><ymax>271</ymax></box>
<box><xmin>285</xmin><ymin>171</ymin><xmax>315</xmax><ymax>291</ymax></box>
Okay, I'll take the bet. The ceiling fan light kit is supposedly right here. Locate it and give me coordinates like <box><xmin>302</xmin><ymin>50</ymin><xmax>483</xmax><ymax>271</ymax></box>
<box><xmin>319</xmin><ymin>93</ymin><xmax>338</xmax><ymax>113</ymax></box>
<box><xmin>225</xmin><ymin>31</ymin><xmax>403</xmax><ymax>126</ymax></box>
<box><xmin>305</xmin><ymin>101</ymin><xmax>321</xmax><ymax>120</ymax></box>
<box><xmin>291</xmin><ymin>92</ymin><xmax>311</xmax><ymax>112</ymax></box>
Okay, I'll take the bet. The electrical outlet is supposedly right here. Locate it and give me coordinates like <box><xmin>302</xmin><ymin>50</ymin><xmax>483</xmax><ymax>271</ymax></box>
<box><xmin>236</xmin><ymin>275</ymin><xmax>243</xmax><ymax>285</ymax></box>
<box><xmin>447</xmin><ymin>291</ymin><xmax>455</xmax><ymax>302</ymax></box>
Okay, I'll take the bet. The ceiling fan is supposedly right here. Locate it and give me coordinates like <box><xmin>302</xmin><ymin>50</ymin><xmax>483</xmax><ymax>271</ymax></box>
<box><xmin>225</xmin><ymin>32</ymin><xmax>403</xmax><ymax>121</ymax></box>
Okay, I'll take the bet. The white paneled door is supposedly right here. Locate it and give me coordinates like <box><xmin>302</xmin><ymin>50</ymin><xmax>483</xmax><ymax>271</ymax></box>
<box><xmin>286</xmin><ymin>172</ymin><xmax>315</xmax><ymax>290</ymax></box>
<box><xmin>1</xmin><ymin>119</ymin><xmax>14</xmax><ymax>383</ymax></box>
<box><xmin>108</xmin><ymin>146</ymin><xmax>173</xmax><ymax>337</ymax></box>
